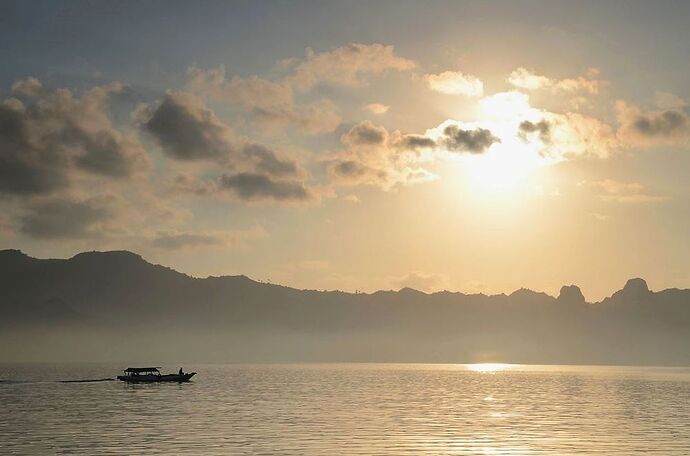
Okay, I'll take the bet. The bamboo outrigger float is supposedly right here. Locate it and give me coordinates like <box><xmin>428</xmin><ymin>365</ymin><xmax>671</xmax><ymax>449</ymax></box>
<box><xmin>117</xmin><ymin>367</ymin><xmax>196</xmax><ymax>383</ymax></box>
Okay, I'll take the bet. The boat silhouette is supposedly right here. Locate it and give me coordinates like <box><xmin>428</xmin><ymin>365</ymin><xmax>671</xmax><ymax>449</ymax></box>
<box><xmin>117</xmin><ymin>367</ymin><xmax>196</xmax><ymax>383</ymax></box>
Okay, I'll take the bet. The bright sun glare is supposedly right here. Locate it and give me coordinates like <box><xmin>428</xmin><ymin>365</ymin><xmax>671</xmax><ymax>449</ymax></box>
<box><xmin>463</xmin><ymin>141</ymin><xmax>543</xmax><ymax>193</ymax></box>
<box><xmin>469</xmin><ymin>91</ymin><xmax>549</xmax><ymax>192</ymax></box>
<box><xmin>432</xmin><ymin>91</ymin><xmax>553</xmax><ymax>195</ymax></box>
<box><xmin>466</xmin><ymin>363</ymin><xmax>515</xmax><ymax>373</ymax></box>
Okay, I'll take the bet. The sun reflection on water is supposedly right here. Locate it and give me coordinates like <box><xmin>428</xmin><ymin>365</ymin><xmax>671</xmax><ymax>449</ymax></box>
<box><xmin>466</xmin><ymin>363</ymin><xmax>515</xmax><ymax>373</ymax></box>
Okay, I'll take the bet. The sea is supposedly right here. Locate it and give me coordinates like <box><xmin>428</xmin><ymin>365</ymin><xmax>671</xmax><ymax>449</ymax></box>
<box><xmin>1</xmin><ymin>363</ymin><xmax>689</xmax><ymax>455</ymax></box>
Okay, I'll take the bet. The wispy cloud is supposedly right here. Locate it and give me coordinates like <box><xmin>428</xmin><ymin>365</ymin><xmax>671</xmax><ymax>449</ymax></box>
<box><xmin>507</xmin><ymin>67</ymin><xmax>605</xmax><ymax>95</ymax></box>
<box><xmin>363</xmin><ymin>103</ymin><xmax>390</xmax><ymax>115</ymax></box>
<box><xmin>583</xmin><ymin>179</ymin><xmax>670</xmax><ymax>204</ymax></box>
<box><xmin>392</xmin><ymin>271</ymin><xmax>450</xmax><ymax>293</ymax></box>
<box><xmin>150</xmin><ymin>226</ymin><xmax>266</xmax><ymax>250</ymax></box>
<box><xmin>424</xmin><ymin>70</ymin><xmax>483</xmax><ymax>96</ymax></box>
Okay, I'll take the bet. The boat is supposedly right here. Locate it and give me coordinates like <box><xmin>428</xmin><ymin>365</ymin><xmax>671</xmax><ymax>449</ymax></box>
<box><xmin>117</xmin><ymin>367</ymin><xmax>196</xmax><ymax>383</ymax></box>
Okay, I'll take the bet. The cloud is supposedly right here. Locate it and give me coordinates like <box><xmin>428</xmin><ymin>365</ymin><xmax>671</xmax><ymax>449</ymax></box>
<box><xmin>635</xmin><ymin>111</ymin><xmax>687</xmax><ymax>136</ymax></box>
<box><xmin>363</xmin><ymin>103</ymin><xmax>390</xmax><ymax>115</ymax></box>
<box><xmin>241</xmin><ymin>143</ymin><xmax>300</xmax><ymax>177</ymax></box>
<box><xmin>616</xmin><ymin>101</ymin><xmax>690</xmax><ymax>146</ymax></box>
<box><xmin>441</xmin><ymin>124</ymin><xmax>500</xmax><ymax>153</ymax></box>
<box><xmin>507</xmin><ymin>67</ymin><xmax>604</xmax><ymax>95</ymax></box>
<box><xmin>186</xmin><ymin>44</ymin><xmax>413</xmax><ymax>134</ymax></box>
<box><xmin>0</xmin><ymin>214</ymin><xmax>14</xmax><ymax>236</ymax></box>
<box><xmin>584</xmin><ymin>179</ymin><xmax>669</xmax><ymax>204</ymax></box>
<box><xmin>151</xmin><ymin>232</ymin><xmax>224</xmax><ymax>249</ymax></box>
<box><xmin>279</xmin><ymin>99</ymin><xmax>341</xmax><ymax>135</ymax></box>
<box><xmin>140</xmin><ymin>91</ymin><xmax>314</xmax><ymax>204</ymax></box>
<box><xmin>219</xmin><ymin>172</ymin><xmax>312</xmax><ymax>203</ymax></box>
<box><xmin>19</xmin><ymin>196</ymin><xmax>116</xmax><ymax>239</ymax></box>
<box><xmin>393</xmin><ymin>133</ymin><xmax>437</xmax><ymax>150</ymax></box>
<box><xmin>553</xmin><ymin>113</ymin><xmax>618</xmax><ymax>159</ymax></box>
<box><xmin>591</xmin><ymin>212</ymin><xmax>611</xmax><ymax>222</ymax></box>
<box><xmin>187</xmin><ymin>66</ymin><xmax>341</xmax><ymax>134</ymax></box>
<box><xmin>342</xmin><ymin>194</ymin><xmax>361</xmax><ymax>204</ymax></box>
<box><xmin>654</xmin><ymin>92</ymin><xmax>687</xmax><ymax>110</ymax></box>
<box><xmin>341</xmin><ymin>120</ymin><xmax>388</xmax><ymax>146</ymax></box>
<box><xmin>426</xmin><ymin>91</ymin><xmax>617</xmax><ymax>162</ymax></box>
<box><xmin>393</xmin><ymin>271</ymin><xmax>450</xmax><ymax>293</ymax></box>
<box><xmin>507</xmin><ymin>67</ymin><xmax>551</xmax><ymax>90</ymax></box>
<box><xmin>140</xmin><ymin>91</ymin><xmax>235</xmax><ymax>161</ymax></box>
<box><xmin>555</xmin><ymin>69</ymin><xmax>604</xmax><ymax>95</ymax></box>
<box><xmin>0</xmin><ymin>98</ymin><xmax>68</xmax><ymax>195</ymax></box>
<box><xmin>515</xmin><ymin>112</ymin><xmax>618</xmax><ymax>160</ymax></box>
<box><xmin>329</xmin><ymin>158</ymin><xmax>435</xmax><ymax>190</ymax></box>
<box><xmin>518</xmin><ymin>119</ymin><xmax>551</xmax><ymax>143</ymax></box>
<box><xmin>166</xmin><ymin>173</ymin><xmax>217</xmax><ymax>196</ymax></box>
<box><xmin>289</xmin><ymin>43</ymin><xmax>416</xmax><ymax>90</ymax></box>
<box><xmin>0</xmin><ymin>81</ymin><xmax>149</xmax><ymax>196</ymax></box>
<box><xmin>478</xmin><ymin>91</ymin><xmax>534</xmax><ymax>120</ymax></box>
<box><xmin>141</xmin><ymin>92</ymin><xmax>304</xmax><ymax>179</ymax></box>
<box><xmin>331</xmin><ymin>160</ymin><xmax>368</xmax><ymax>178</ymax></box>
<box><xmin>188</xmin><ymin>66</ymin><xmax>293</xmax><ymax>111</ymax></box>
<box><xmin>424</xmin><ymin>70</ymin><xmax>484</xmax><ymax>96</ymax></box>
<box><xmin>11</xmin><ymin>77</ymin><xmax>44</xmax><ymax>97</ymax></box>
<box><xmin>150</xmin><ymin>226</ymin><xmax>266</xmax><ymax>250</ymax></box>
<box><xmin>329</xmin><ymin>122</ymin><xmax>437</xmax><ymax>190</ymax></box>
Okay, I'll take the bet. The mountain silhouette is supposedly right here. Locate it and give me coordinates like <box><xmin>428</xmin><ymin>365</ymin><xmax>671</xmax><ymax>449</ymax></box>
<box><xmin>1</xmin><ymin>249</ymin><xmax>689</xmax><ymax>365</ymax></box>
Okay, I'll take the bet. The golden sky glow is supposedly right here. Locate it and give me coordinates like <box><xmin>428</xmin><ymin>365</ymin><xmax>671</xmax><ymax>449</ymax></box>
<box><xmin>1</xmin><ymin>1</ymin><xmax>689</xmax><ymax>301</ymax></box>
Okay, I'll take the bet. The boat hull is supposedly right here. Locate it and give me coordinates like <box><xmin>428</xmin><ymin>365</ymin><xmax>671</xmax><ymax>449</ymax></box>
<box><xmin>117</xmin><ymin>372</ymin><xmax>196</xmax><ymax>383</ymax></box>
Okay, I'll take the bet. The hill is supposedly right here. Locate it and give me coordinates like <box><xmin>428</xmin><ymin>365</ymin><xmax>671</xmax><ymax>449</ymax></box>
<box><xmin>1</xmin><ymin>249</ymin><xmax>689</xmax><ymax>365</ymax></box>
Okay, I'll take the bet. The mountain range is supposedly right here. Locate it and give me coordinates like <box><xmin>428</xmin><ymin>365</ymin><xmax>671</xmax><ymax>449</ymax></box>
<box><xmin>1</xmin><ymin>249</ymin><xmax>689</xmax><ymax>365</ymax></box>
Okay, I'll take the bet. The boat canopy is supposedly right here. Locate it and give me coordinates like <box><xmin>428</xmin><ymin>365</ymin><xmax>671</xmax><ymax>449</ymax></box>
<box><xmin>124</xmin><ymin>367</ymin><xmax>161</xmax><ymax>373</ymax></box>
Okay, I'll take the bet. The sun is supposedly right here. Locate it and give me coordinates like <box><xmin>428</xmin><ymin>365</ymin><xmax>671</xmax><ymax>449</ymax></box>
<box><xmin>466</xmin><ymin>363</ymin><xmax>515</xmax><ymax>373</ymax></box>
<box><xmin>430</xmin><ymin>91</ymin><xmax>554</xmax><ymax>195</ymax></box>
<box><xmin>463</xmin><ymin>140</ymin><xmax>544</xmax><ymax>193</ymax></box>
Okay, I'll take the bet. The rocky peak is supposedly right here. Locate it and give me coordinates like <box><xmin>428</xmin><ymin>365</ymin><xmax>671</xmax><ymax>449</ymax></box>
<box><xmin>609</xmin><ymin>277</ymin><xmax>651</xmax><ymax>304</ymax></box>
<box><xmin>623</xmin><ymin>278</ymin><xmax>649</xmax><ymax>294</ymax></box>
<box><xmin>557</xmin><ymin>285</ymin><xmax>586</xmax><ymax>305</ymax></box>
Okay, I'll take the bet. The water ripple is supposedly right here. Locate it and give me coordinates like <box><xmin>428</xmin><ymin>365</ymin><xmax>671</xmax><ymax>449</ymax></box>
<box><xmin>1</xmin><ymin>363</ymin><xmax>689</xmax><ymax>455</ymax></box>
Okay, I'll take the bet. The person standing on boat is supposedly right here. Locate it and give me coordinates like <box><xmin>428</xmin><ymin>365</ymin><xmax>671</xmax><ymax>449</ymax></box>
<box><xmin>179</xmin><ymin>367</ymin><xmax>183</xmax><ymax>375</ymax></box>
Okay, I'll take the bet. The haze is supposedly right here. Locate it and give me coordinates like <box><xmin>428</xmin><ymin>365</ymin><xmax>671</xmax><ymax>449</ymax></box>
<box><xmin>1</xmin><ymin>2</ymin><xmax>689</xmax><ymax>306</ymax></box>
<box><xmin>2</xmin><ymin>249</ymin><xmax>689</xmax><ymax>365</ymax></box>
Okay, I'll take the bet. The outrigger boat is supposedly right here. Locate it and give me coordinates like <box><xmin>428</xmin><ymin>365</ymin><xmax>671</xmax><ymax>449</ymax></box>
<box><xmin>117</xmin><ymin>367</ymin><xmax>196</xmax><ymax>383</ymax></box>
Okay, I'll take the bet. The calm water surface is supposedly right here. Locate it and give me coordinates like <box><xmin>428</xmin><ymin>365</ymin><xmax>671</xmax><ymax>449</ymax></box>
<box><xmin>1</xmin><ymin>363</ymin><xmax>689</xmax><ymax>455</ymax></box>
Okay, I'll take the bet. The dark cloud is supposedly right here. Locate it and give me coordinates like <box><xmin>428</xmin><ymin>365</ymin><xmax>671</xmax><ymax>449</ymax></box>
<box><xmin>395</xmin><ymin>134</ymin><xmax>436</xmax><ymax>150</ymax></box>
<box><xmin>241</xmin><ymin>143</ymin><xmax>299</xmax><ymax>177</ymax></box>
<box><xmin>68</xmin><ymin>128</ymin><xmax>148</xmax><ymax>178</ymax></box>
<box><xmin>633</xmin><ymin>110</ymin><xmax>688</xmax><ymax>137</ymax></box>
<box><xmin>442</xmin><ymin>125</ymin><xmax>500</xmax><ymax>153</ymax></box>
<box><xmin>519</xmin><ymin>119</ymin><xmax>551</xmax><ymax>143</ymax></box>
<box><xmin>332</xmin><ymin>160</ymin><xmax>368</xmax><ymax>178</ymax></box>
<box><xmin>19</xmin><ymin>197</ymin><xmax>114</xmax><ymax>239</ymax></box>
<box><xmin>220</xmin><ymin>172</ymin><xmax>311</xmax><ymax>202</ymax></box>
<box><xmin>142</xmin><ymin>91</ymin><xmax>234</xmax><ymax>161</ymax></box>
<box><xmin>341</xmin><ymin>121</ymin><xmax>387</xmax><ymax>146</ymax></box>
<box><xmin>142</xmin><ymin>92</ymin><xmax>314</xmax><ymax>203</ymax></box>
<box><xmin>329</xmin><ymin>158</ymin><xmax>425</xmax><ymax>189</ymax></box>
<box><xmin>0</xmin><ymin>82</ymin><xmax>149</xmax><ymax>196</ymax></box>
<box><xmin>0</xmin><ymin>100</ymin><xmax>68</xmax><ymax>195</ymax></box>
<box><xmin>143</xmin><ymin>93</ymin><xmax>305</xmax><ymax>185</ymax></box>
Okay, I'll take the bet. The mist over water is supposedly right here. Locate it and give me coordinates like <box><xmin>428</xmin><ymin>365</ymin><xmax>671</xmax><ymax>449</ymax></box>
<box><xmin>2</xmin><ymin>363</ymin><xmax>689</xmax><ymax>455</ymax></box>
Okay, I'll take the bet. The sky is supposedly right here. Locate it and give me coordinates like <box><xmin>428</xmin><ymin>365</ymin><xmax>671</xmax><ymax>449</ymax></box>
<box><xmin>1</xmin><ymin>0</ymin><xmax>689</xmax><ymax>300</ymax></box>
